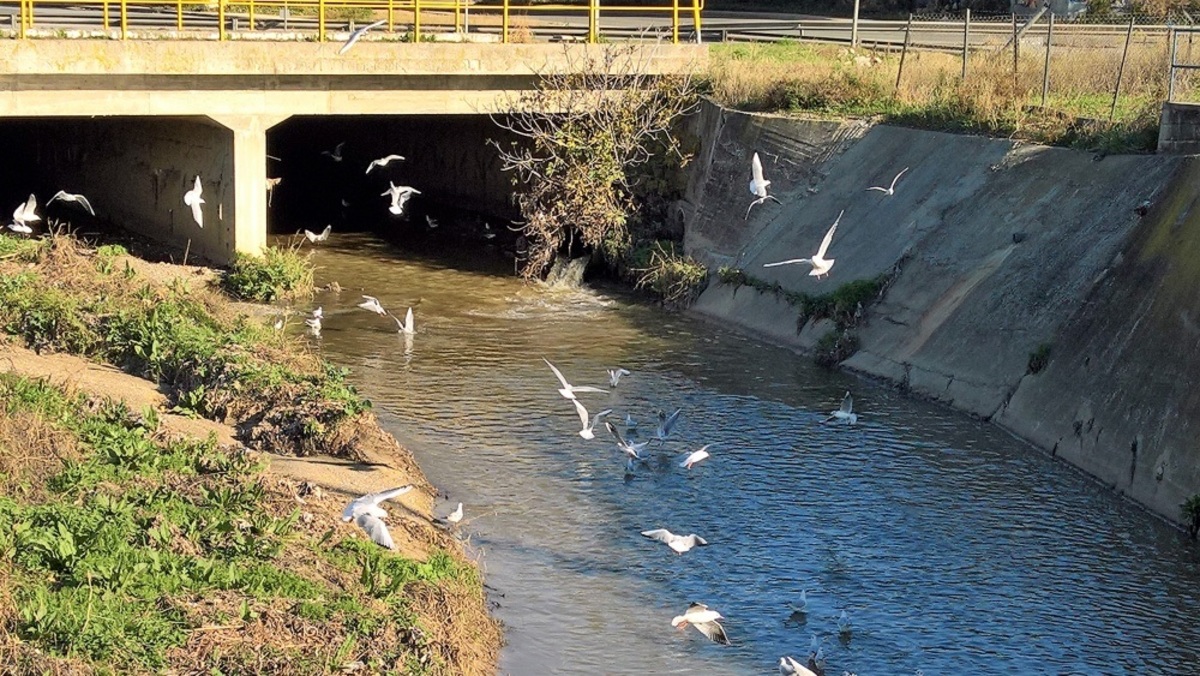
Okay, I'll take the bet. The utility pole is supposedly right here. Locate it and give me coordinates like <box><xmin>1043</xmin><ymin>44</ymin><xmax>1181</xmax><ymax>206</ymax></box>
<box><xmin>852</xmin><ymin>0</ymin><xmax>861</xmax><ymax>48</ymax></box>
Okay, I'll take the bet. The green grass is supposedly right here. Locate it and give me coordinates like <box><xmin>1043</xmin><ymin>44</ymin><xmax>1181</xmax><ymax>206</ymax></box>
<box><xmin>631</xmin><ymin>241</ymin><xmax>710</xmax><ymax>307</ymax></box>
<box><xmin>0</xmin><ymin>373</ymin><xmax>479</xmax><ymax>673</ymax></box>
<box><xmin>222</xmin><ymin>244</ymin><xmax>315</xmax><ymax>302</ymax></box>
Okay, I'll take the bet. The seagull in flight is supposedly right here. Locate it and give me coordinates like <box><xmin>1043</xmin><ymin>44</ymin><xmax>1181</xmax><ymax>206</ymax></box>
<box><xmin>341</xmin><ymin>484</ymin><xmax>414</xmax><ymax>550</ymax></box>
<box><xmin>866</xmin><ymin>167</ymin><xmax>909</xmax><ymax>196</ymax></box>
<box><xmin>366</xmin><ymin>154</ymin><xmax>406</xmax><ymax>174</ymax></box>
<box><xmin>823</xmin><ymin>391</ymin><xmax>857</xmax><ymax>425</ymax></box>
<box><xmin>265</xmin><ymin>177</ymin><xmax>282</xmax><ymax>207</ymax></box>
<box><xmin>338</xmin><ymin>18</ymin><xmax>387</xmax><ymax>55</ymax></box>
<box><xmin>671</xmin><ymin>602</ymin><xmax>730</xmax><ymax>645</ymax></box>
<box><xmin>48</xmin><ymin>190</ymin><xmax>95</xmax><ymax>216</ymax></box>
<box><xmin>572</xmin><ymin>399</ymin><xmax>611</xmax><ymax>440</ymax></box>
<box><xmin>746</xmin><ymin>152</ymin><xmax>782</xmax><ymax>220</ymax></box>
<box><xmin>321</xmin><ymin>142</ymin><xmax>346</xmax><ymax>162</ymax></box>
<box><xmin>9</xmin><ymin>194</ymin><xmax>39</xmax><ymax>234</ymax></box>
<box><xmin>391</xmin><ymin>307</ymin><xmax>415</xmax><ymax>335</ymax></box>
<box><xmin>426</xmin><ymin>215</ymin><xmax>439</xmax><ymax>229</ymax></box>
<box><xmin>183</xmin><ymin>176</ymin><xmax>204</xmax><ymax>228</ymax></box>
<box><xmin>544</xmin><ymin>358</ymin><xmax>606</xmax><ymax>400</ymax></box>
<box><xmin>680</xmin><ymin>444</ymin><xmax>712</xmax><ymax>469</ymax></box>
<box><xmin>779</xmin><ymin>656</ymin><xmax>818</xmax><ymax>676</ymax></box>
<box><xmin>656</xmin><ymin>408</ymin><xmax>682</xmax><ymax>442</ymax></box>
<box><xmin>382</xmin><ymin>183</ymin><xmax>420</xmax><ymax>216</ymax></box>
<box><xmin>604</xmin><ymin>421</ymin><xmax>649</xmax><ymax>471</ymax></box>
<box><xmin>305</xmin><ymin>306</ymin><xmax>323</xmax><ymax>334</ymax></box>
<box><xmin>304</xmin><ymin>225</ymin><xmax>332</xmax><ymax>244</ymax></box>
<box><xmin>762</xmin><ymin>209</ymin><xmax>843</xmax><ymax>279</ymax></box>
<box><xmin>607</xmin><ymin>368</ymin><xmax>631</xmax><ymax>387</ymax></box>
<box><xmin>357</xmin><ymin>295</ymin><xmax>387</xmax><ymax>316</ymax></box>
<box><xmin>641</xmin><ymin>529</ymin><xmax>709</xmax><ymax>554</ymax></box>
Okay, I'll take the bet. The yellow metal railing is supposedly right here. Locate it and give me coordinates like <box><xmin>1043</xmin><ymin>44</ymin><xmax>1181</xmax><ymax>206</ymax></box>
<box><xmin>10</xmin><ymin>0</ymin><xmax>703</xmax><ymax>44</ymax></box>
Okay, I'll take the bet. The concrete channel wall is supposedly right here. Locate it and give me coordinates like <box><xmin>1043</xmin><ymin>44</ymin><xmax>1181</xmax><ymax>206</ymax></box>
<box><xmin>681</xmin><ymin>100</ymin><xmax>1198</xmax><ymax>525</ymax></box>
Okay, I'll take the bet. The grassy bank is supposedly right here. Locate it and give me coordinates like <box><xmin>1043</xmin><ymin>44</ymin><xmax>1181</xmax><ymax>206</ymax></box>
<box><xmin>707</xmin><ymin>39</ymin><xmax>1167</xmax><ymax>152</ymax></box>
<box><xmin>0</xmin><ymin>234</ymin><xmax>367</xmax><ymax>459</ymax></box>
<box><xmin>0</xmin><ymin>373</ymin><xmax>497</xmax><ymax>673</ymax></box>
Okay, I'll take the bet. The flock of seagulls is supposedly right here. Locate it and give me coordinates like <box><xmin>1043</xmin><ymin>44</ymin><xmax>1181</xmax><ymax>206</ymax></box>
<box><xmin>7</xmin><ymin>189</ymin><xmax>98</xmax><ymax>235</ymax></box>
<box><xmin>535</xmin><ymin>356</ymin><xmax>863</xmax><ymax>672</ymax></box>
<box><xmin>751</xmin><ymin>151</ymin><xmax>909</xmax><ymax>281</ymax></box>
<box><xmin>300</xmin><ymin>294</ymin><xmax>415</xmax><ymax>340</ymax></box>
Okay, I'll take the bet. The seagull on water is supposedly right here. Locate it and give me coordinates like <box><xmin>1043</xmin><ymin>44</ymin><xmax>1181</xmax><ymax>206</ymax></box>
<box><xmin>321</xmin><ymin>142</ymin><xmax>346</xmax><ymax>162</ymax></box>
<box><xmin>838</xmin><ymin>610</ymin><xmax>852</xmax><ymax>636</ymax></box>
<box><xmin>607</xmin><ymin>368</ymin><xmax>631</xmax><ymax>387</ymax></box>
<box><xmin>671</xmin><ymin>602</ymin><xmax>730</xmax><ymax>645</ymax></box>
<box><xmin>790</xmin><ymin>589</ymin><xmax>809</xmax><ymax>615</ymax></box>
<box><xmin>623</xmin><ymin>413</ymin><xmax>638</xmax><ymax>428</ymax></box>
<box><xmin>656</xmin><ymin>408</ymin><xmax>682</xmax><ymax>442</ymax></box>
<box><xmin>382</xmin><ymin>183</ymin><xmax>420</xmax><ymax>216</ymax></box>
<box><xmin>746</xmin><ymin>152</ymin><xmax>782</xmax><ymax>220</ymax></box>
<box><xmin>48</xmin><ymin>190</ymin><xmax>96</xmax><ymax>216</ymax></box>
<box><xmin>391</xmin><ymin>307</ymin><xmax>415</xmax><ymax>335</ymax></box>
<box><xmin>183</xmin><ymin>175</ymin><xmax>204</xmax><ymax>228</ymax></box>
<box><xmin>641</xmin><ymin>529</ymin><xmax>709</xmax><ymax>554</ymax></box>
<box><xmin>304</xmin><ymin>225</ymin><xmax>332</xmax><ymax>244</ymax></box>
<box><xmin>604</xmin><ymin>420</ymin><xmax>649</xmax><ymax>471</ymax></box>
<box><xmin>9</xmin><ymin>194</ymin><xmax>39</xmax><ymax>234</ymax></box>
<box><xmin>780</xmin><ymin>656</ymin><xmax>818</xmax><ymax>676</ymax></box>
<box><xmin>762</xmin><ymin>209</ymin><xmax>843</xmax><ymax>279</ymax></box>
<box><xmin>341</xmin><ymin>484</ymin><xmax>414</xmax><ymax>550</ymax></box>
<box><xmin>366</xmin><ymin>154</ymin><xmax>406</xmax><ymax>174</ymax></box>
<box><xmin>572</xmin><ymin>399</ymin><xmax>612</xmax><ymax>440</ymax></box>
<box><xmin>823</xmin><ymin>391</ymin><xmax>857</xmax><ymax>425</ymax></box>
<box><xmin>544</xmin><ymin>358</ymin><xmax>606</xmax><ymax>400</ymax></box>
<box><xmin>337</xmin><ymin>19</ymin><xmax>387</xmax><ymax>55</ymax></box>
<box><xmin>305</xmin><ymin>306</ymin><xmax>323</xmax><ymax>334</ymax></box>
<box><xmin>866</xmin><ymin>167</ymin><xmax>909</xmax><ymax>196</ymax></box>
<box><xmin>446</xmin><ymin>502</ymin><xmax>463</xmax><ymax>525</ymax></box>
<box><xmin>357</xmin><ymin>295</ymin><xmax>387</xmax><ymax>316</ymax></box>
<box><xmin>680</xmin><ymin>444</ymin><xmax>711</xmax><ymax>469</ymax></box>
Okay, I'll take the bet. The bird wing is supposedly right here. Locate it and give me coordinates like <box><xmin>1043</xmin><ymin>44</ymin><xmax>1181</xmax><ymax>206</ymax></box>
<box><xmin>591</xmin><ymin>408</ymin><xmax>612</xmax><ymax>427</ymax></box>
<box><xmin>641</xmin><ymin>528</ymin><xmax>675</xmax><ymax>544</ymax></box>
<box><xmin>320</xmin><ymin>225</ymin><xmax>331</xmax><ymax>240</ymax></box>
<box><xmin>543</xmin><ymin>358</ymin><xmax>573</xmax><ymax>390</ymax></box>
<box><xmin>604</xmin><ymin>420</ymin><xmax>628</xmax><ymax>446</ymax></box>
<box><xmin>75</xmin><ymin>194</ymin><xmax>96</xmax><ymax>216</ymax></box>
<box><xmin>762</xmin><ymin>258</ymin><xmax>811</xmax><ymax>268</ymax></box>
<box><xmin>403</xmin><ymin>307</ymin><xmax>414</xmax><ymax>333</ymax></box>
<box><xmin>367</xmin><ymin>484</ymin><xmax>414</xmax><ymax>505</ymax></box>
<box><xmin>571</xmin><ymin>398</ymin><xmax>590</xmax><ymax>429</ymax></box>
<box><xmin>365</xmin><ymin>160</ymin><xmax>378</xmax><ymax>174</ymax></box>
<box><xmin>190</xmin><ymin>198</ymin><xmax>203</xmax><ymax>228</ymax></box>
<box><xmin>193</xmin><ymin>175</ymin><xmax>203</xmax><ymax>199</ymax></box>
<box><xmin>304</xmin><ymin>230</ymin><xmax>317</xmax><ymax>242</ymax></box>
<box><xmin>840</xmin><ymin>391</ymin><xmax>853</xmax><ymax>415</ymax></box>
<box><xmin>866</xmin><ymin>186</ymin><xmax>888</xmax><ymax>193</ymax></box>
<box><xmin>815</xmin><ymin>210</ymin><xmax>843</xmax><ymax>259</ymax></box>
<box><xmin>752</xmin><ymin>152</ymin><xmax>765</xmax><ymax>185</ymax></box>
<box><xmin>344</xmin><ymin>485</ymin><xmax>412</xmax><ymax>517</ymax></box>
<box><xmin>692</xmin><ymin>535</ymin><xmax>708</xmax><ymax>546</ymax></box>
<box><xmin>891</xmin><ymin>166</ymin><xmax>910</xmax><ymax>190</ymax></box>
<box><xmin>693</xmin><ymin>620</ymin><xmax>731</xmax><ymax>645</ymax></box>
<box><xmin>48</xmin><ymin>190</ymin><xmax>66</xmax><ymax>206</ymax></box>
<box><xmin>355</xmin><ymin>513</ymin><xmax>395</xmax><ymax>549</ymax></box>
<box><xmin>660</xmin><ymin>408</ymin><xmax>682</xmax><ymax>436</ymax></box>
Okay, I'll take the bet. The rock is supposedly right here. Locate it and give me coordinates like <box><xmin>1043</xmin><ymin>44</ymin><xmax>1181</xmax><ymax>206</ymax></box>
<box><xmin>1012</xmin><ymin>232</ymin><xmax>1028</xmax><ymax>244</ymax></box>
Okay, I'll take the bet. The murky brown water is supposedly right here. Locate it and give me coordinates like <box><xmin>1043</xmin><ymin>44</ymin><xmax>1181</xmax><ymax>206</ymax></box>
<box><xmin>289</xmin><ymin>231</ymin><xmax>1200</xmax><ymax>675</ymax></box>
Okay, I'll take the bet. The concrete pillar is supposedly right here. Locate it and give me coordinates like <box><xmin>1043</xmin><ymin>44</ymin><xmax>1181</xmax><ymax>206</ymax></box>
<box><xmin>210</xmin><ymin>114</ymin><xmax>289</xmax><ymax>259</ymax></box>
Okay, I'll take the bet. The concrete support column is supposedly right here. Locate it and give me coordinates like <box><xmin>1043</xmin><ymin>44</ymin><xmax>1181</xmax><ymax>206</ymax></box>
<box><xmin>210</xmin><ymin>114</ymin><xmax>289</xmax><ymax>258</ymax></box>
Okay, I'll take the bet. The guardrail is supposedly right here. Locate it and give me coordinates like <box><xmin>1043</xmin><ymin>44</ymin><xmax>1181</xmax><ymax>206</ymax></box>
<box><xmin>5</xmin><ymin>0</ymin><xmax>703</xmax><ymax>43</ymax></box>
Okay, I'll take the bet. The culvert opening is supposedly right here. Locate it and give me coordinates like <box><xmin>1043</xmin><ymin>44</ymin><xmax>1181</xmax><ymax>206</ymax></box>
<box><xmin>267</xmin><ymin>114</ymin><xmax>524</xmax><ymax>262</ymax></box>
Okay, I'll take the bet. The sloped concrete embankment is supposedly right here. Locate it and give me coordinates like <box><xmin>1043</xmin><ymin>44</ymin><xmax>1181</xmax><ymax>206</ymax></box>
<box><xmin>681</xmin><ymin>100</ymin><xmax>1196</xmax><ymax>524</ymax></box>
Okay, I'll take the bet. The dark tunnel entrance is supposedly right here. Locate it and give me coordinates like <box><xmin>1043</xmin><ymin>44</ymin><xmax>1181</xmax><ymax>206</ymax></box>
<box><xmin>267</xmin><ymin>115</ymin><xmax>524</xmax><ymax>262</ymax></box>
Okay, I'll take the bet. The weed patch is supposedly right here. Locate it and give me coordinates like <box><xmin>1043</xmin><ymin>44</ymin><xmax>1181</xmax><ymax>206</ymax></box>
<box><xmin>222</xmin><ymin>243</ymin><xmax>314</xmax><ymax>302</ymax></box>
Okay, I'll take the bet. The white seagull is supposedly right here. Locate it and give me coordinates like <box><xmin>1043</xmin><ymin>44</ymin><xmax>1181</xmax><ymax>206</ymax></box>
<box><xmin>365</xmin><ymin>154</ymin><xmax>406</xmax><ymax>174</ymax></box>
<box><xmin>304</xmin><ymin>225</ymin><xmax>332</xmax><ymax>244</ymax></box>
<box><xmin>607</xmin><ymin>368</ymin><xmax>631</xmax><ymax>387</ymax></box>
<box><xmin>305</xmin><ymin>306</ymin><xmax>323</xmax><ymax>334</ymax></box>
<box><xmin>392</xmin><ymin>307</ymin><xmax>415</xmax><ymax>335</ymax></box>
<box><xmin>823</xmin><ymin>391</ymin><xmax>857</xmax><ymax>425</ymax></box>
<box><xmin>656</xmin><ymin>408</ymin><xmax>682</xmax><ymax>442</ymax></box>
<box><xmin>321</xmin><ymin>142</ymin><xmax>346</xmax><ymax>162</ymax></box>
<box><xmin>9</xmin><ymin>194</ymin><xmax>39</xmax><ymax>234</ymax></box>
<box><xmin>543</xmin><ymin>358</ymin><xmax>606</xmax><ymax>400</ymax></box>
<box><xmin>266</xmin><ymin>177</ymin><xmax>282</xmax><ymax>207</ymax></box>
<box><xmin>337</xmin><ymin>18</ymin><xmax>386</xmax><ymax>55</ymax></box>
<box><xmin>641</xmin><ymin>529</ymin><xmax>709</xmax><ymax>554</ymax></box>
<box><xmin>671</xmin><ymin>602</ymin><xmax>730</xmax><ymax>645</ymax></box>
<box><xmin>341</xmin><ymin>484</ymin><xmax>414</xmax><ymax>550</ymax></box>
<box><xmin>48</xmin><ymin>190</ymin><xmax>95</xmax><ymax>216</ymax></box>
<box><xmin>779</xmin><ymin>656</ymin><xmax>818</xmax><ymax>676</ymax></box>
<box><xmin>446</xmin><ymin>502</ymin><xmax>463</xmax><ymax>525</ymax></box>
<box><xmin>357</xmin><ymin>295</ymin><xmax>387</xmax><ymax>316</ymax></box>
<box><xmin>838</xmin><ymin>610</ymin><xmax>852</xmax><ymax>635</ymax></box>
<box><xmin>426</xmin><ymin>215</ymin><xmax>439</xmax><ymax>229</ymax></box>
<box><xmin>382</xmin><ymin>183</ymin><xmax>421</xmax><ymax>216</ymax></box>
<box><xmin>183</xmin><ymin>176</ymin><xmax>204</xmax><ymax>228</ymax></box>
<box><xmin>746</xmin><ymin>152</ymin><xmax>782</xmax><ymax>220</ymax></box>
<box><xmin>680</xmin><ymin>444</ymin><xmax>712</xmax><ymax>469</ymax></box>
<box><xmin>623</xmin><ymin>413</ymin><xmax>637</xmax><ymax>428</ymax></box>
<box><xmin>571</xmin><ymin>399</ymin><xmax>611</xmax><ymax>440</ymax></box>
<box><xmin>762</xmin><ymin>209</ymin><xmax>843</xmax><ymax>279</ymax></box>
<box><xmin>866</xmin><ymin>166</ymin><xmax>909</xmax><ymax>196</ymax></box>
<box><xmin>604</xmin><ymin>421</ymin><xmax>649</xmax><ymax>471</ymax></box>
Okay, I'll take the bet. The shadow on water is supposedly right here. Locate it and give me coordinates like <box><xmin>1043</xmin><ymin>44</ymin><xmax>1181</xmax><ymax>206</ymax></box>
<box><xmin>291</xmin><ymin>231</ymin><xmax>1200</xmax><ymax>676</ymax></box>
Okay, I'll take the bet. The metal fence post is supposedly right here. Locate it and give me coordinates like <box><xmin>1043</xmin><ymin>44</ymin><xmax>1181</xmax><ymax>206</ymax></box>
<box><xmin>1012</xmin><ymin>12</ymin><xmax>1018</xmax><ymax>75</ymax></box>
<box><xmin>895</xmin><ymin>13</ymin><xmax>912</xmax><ymax>95</ymax></box>
<box><xmin>1041</xmin><ymin>12</ymin><xmax>1054</xmax><ymax>108</ymax></box>
<box><xmin>175</xmin><ymin>0</ymin><xmax>182</xmax><ymax>30</ymax></box>
<box><xmin>218</xmin><ymin>0</ymin><xmax>227</xmax><ymax>40</ymax></box>
<box><xmin>316</xmin><ymin>0</ymin><xmax>323</xmax><ymax>42</ymax></box>
<box><xmin>961</xmin><ymin>8</ymin><xmax>970</xmax><ymax>79</ymax></box>
<box><xmin>1110</xmin><ymin>16</ymin><xmax>1135</xmax><ymax>120</ymax></box>
<box><xmin>119</xmin><ymin>0</ymin><xmax>127</xmax><ymax>38</ymax></box>
<box><xmin>851</xmin><ymin>0</ymin><xmax>860</xmax><ymax>49</ymax></box>
<box><xmin>501</xmin><ymin>0</ymin><xmax>509</xmax><ymax>42</ymax></box>
<box><xmin>1169</xmin><ymin>28</ymin><xmax>1179</xmax><ymax>103</ymax></box>
<box><xmin>672</xmin><ymin>0</ymin><xmax>678</xmax><ymax>44</ymax></box>
<box><xmin>414</xmin><ymin>0</ymin><xmax>421</xmax><ymax>41</ymax></box>
<box><xmin>691</xmin><ymin>0</ymin><xmax>701</xmax><ymax>44</ymax></box>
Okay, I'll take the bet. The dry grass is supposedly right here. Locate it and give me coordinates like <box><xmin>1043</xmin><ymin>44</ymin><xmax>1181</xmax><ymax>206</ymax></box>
<box><xmin>707</xmin><ymin>37</ymin><xmax>1172</xmax><ymax>152</ymax></box>
<box><xmin>0</xmin><ymin>408</ymin><xmax>82</xmax><ymax>501</ymax></box>
<box><xmin>507</xmin><ymin>13</ymin><xmax>535</xmax><ymax>43</ymax></box>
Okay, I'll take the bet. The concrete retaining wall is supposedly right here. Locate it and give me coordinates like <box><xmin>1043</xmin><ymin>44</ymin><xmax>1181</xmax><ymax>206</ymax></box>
<box><xmin>682</xmin><ymin>100</ymin><xmax>1197</xmax><ymax>524</ymax></box>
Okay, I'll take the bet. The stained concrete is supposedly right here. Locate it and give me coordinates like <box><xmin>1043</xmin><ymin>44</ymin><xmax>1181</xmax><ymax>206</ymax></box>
<box><xmin>683</xmin><ymin>100</ymin><xmax>1194</xmax><ymax>524</ymax></box>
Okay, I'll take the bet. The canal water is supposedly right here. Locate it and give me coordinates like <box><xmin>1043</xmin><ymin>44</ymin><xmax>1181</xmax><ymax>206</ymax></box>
<box><xmin>294</xmin><ymin>231</ymin><xmax>1200</xmax><ymax>675</ymax></box>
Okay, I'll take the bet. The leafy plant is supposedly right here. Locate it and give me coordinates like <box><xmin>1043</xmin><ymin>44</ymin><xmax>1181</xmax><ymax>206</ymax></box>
<box><xmin>222</xmin><ymin>244</ymin><xmax>314</xmax><ymax>302</ymax></box>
